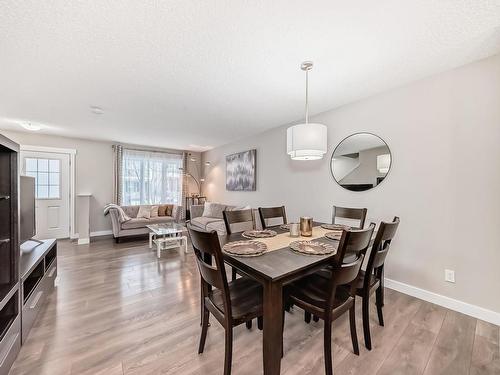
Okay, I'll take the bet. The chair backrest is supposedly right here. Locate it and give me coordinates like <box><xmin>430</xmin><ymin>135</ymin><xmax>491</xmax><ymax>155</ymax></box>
<box><xmin>332</xmin><ymin>206</ymin><xmax>368</xmax><ymax>229</ymax></box>
<box><xmin>258</xmin><ymin>206</ymin><xmax>287</xmax><ymax>229</ymax></box>
<box><xmin>324</xmin><ymin>224</ymin><xmax>375</xmax><ymax>312</ymax></box>
<box><xmin>364</xmin><ymin>217</ymin><xmax>400</xmax><ymax>287</ymax></box>
<box><xmin>223</xmin><ymin>209</ymin><xmax>255</xmax><ymax>234</ymax></box>
<box><xmin>187</xmin><ymin>224</ymin><xmax>232</xmax><ymax>317</ymax></box>
<box><xmin>334</xmin><ymin>223</ymin><xmax>375</xmax><ymax>265</ymax></box>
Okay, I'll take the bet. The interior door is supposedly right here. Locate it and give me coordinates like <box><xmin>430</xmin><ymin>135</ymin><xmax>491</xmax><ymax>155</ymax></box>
<box><xmin>20</xmin><ymin>151</ymin><xmax>70</xmax><ymax>239</ymax></box>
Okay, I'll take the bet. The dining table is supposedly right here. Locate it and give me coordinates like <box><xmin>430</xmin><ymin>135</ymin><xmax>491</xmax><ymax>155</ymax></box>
<box><xmin>217</xmin><ymin>222</ymin><xmax>351</xmax><ymax>375</ymax></box>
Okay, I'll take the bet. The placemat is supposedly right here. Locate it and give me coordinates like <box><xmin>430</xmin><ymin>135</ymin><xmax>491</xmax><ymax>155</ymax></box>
<box><xmin>222</xmin><ymin>240</ymin><xmax>267</xmax><ymax>257</ymax></box>
<box><xmin>253</xmin><ymin>226</ymin><xmax>335</xmax><ymax>252</ymax></box>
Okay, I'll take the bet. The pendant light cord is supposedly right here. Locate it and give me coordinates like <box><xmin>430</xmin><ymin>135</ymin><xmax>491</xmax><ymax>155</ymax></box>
<box><xmin>305</xmin><ymin>69</ymin><xmax>309</xmax><ymax>124</ymax></box>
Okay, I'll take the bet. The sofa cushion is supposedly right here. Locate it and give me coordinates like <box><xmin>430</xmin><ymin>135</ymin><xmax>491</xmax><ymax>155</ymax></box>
<box><xmin>158</xmin><ymin>204</ymin><xmax>174</xmax><ymax>216</ymax></box>
<box><xmin>227</xmin><ymin>205</ymin><xmax>251</xmax><ymax>211</ymax></box>
<box><xmin>121</xmin><ymin>216</ymin><xmax>173</xmax><ymax>230</ymax></box>
<box><xmin>206</xmin><ymin>220</ymin><xmax>227</xmax><ymax>235</ymax></box>
<box><xmin>202</xmin><ymin>202</ymin><xmax>226</xmax><ymax>219</ymax></box>
<box><xmin>191</xmin><ymin>216</ymin><xmax>223</xmax><ymax>230</ymax></box>
<box><xmin>166</xmin><ymin>204</ymin><xmax>173</xmax><ymax>216</ymax></box>
<box><xmin>137</xmin><ymin>205</ymin><xmax>151</xmax><ymax>219</ymax></box>
<box><xmin>122</xmin><ymin>205</ymin><xmax>140</xmax><ymax>218</ymax></box>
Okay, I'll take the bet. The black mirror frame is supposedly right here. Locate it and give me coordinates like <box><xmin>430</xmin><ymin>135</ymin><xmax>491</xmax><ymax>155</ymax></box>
<box><xmin>330</xmin><ymin>132</ymin><xmax>392</xmax><ymax>192</ymax></box>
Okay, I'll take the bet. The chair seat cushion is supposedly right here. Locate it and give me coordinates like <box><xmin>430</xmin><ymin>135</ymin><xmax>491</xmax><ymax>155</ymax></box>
<box><xmin>287</xmin><ymin>273</ymin><xmax>353</xmax><ymax>318</ymax></box>
<box><xmin>209</xmin><ymin>277</ymin><xmax>263</xmax><ymax>322</ymax></box>
<box><xmin>121</xmin><ymin>216</ymin><xmax>173</xmax><ymax>230</ymax></box>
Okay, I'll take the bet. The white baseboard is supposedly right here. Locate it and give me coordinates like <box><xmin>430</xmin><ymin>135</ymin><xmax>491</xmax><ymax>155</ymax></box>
<box><xmin>90</xmin><ymin>230</ymin><xmax>113</xmax><ymax>237</ymax></box>
<box><xmin>72</xmin><ymin>230</ymin><xmax>113</xmax><ymax>240</ymax></box>
<box><xmin>385</xmin><ymin>278</ymin><xmax>500</xmax><ymax>326</ymax></box>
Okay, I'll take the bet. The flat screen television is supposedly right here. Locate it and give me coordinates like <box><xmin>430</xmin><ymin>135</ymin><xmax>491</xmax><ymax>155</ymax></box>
<box><xmin>20</xmin><ymin>176</ymin><xmax>36</xmax><ymax>243</ymax></box>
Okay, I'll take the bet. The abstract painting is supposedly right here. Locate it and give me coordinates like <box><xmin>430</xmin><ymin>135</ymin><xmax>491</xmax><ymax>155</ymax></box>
<box><xmin>226</xmin><ymin>149</ymin><xmax>256</xmax><ymax>191</ymax></box>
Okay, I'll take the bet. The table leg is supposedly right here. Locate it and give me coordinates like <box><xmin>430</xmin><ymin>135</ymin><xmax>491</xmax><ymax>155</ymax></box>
<box><xmin>157</xmin><ymin>239</ymin><xmax>161</xmax><ymax>258</ymax></box>
<box><xmin>263</xmin><ymin>281</ymin><xmax>283</xmax><ymax>375</ymax></box>
<box><xmin>149</xmin><ymin>232</ymin><xmax>153</xmax><ymax>249</ymax></box>
<box><xmin>184</xmin><ymin>236</ymin><xmax>188</xmax><ymax>253</ymax></box>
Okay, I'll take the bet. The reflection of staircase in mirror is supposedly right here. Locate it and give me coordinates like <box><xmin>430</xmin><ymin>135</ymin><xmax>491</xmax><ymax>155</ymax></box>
<box><xmin>332</xmin><ymin>153</ymin><xmax>360</xmax><ymax>181</ymax></box>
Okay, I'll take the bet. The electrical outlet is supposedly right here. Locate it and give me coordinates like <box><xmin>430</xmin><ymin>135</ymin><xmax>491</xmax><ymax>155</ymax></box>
<box><xmin>445</xmin><ymin>269</ymin><xmax>455</xmax><ymax>283</ymax></box>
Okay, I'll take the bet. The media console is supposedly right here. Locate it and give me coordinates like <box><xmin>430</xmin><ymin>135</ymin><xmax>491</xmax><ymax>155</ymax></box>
<box><xmin>20</xmin><ymin>239</ymin><xmax>57</xmax><ymax>344</ymax></box>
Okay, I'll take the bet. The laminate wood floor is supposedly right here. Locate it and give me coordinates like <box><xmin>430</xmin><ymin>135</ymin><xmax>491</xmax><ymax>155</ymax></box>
<box><xmin>9</xmin><ymin>237</ymin><xmax>499</xmax><ymax>375</ymax></box>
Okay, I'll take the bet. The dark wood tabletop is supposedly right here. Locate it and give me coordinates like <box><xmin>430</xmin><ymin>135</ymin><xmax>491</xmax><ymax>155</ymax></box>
<box><xmin>219</xmin><ymin>226</ymin><xmax>338</xmax><ymax>283</ymax></box>
<box><xmin>218</xmin><ymin>222</ymin><xmax>345</xmax><ymax>375</ymax></box>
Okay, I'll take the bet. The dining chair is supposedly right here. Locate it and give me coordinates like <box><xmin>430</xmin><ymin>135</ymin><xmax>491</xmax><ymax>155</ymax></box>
<box><xmin>223</xmin><ymin>209</ymin><xmax>255</xmax><ymax>236</ymax></box>
<box><xmin>258</xmin><ymin>206</ymin><xmax>287</xmax><ymax>229</ymax></box>
<box><xmin>188</xmin><ymin>224</ymin><xmax>263</xmax><ymax>375</ymax></box>
<box><xmin>223</xmin><ymin>209</ymin><xmax>256</xmax><ymax>282</ymax></box>
<box><xmin>222</xmin><ymin>208</ymin><xmax>262</xmax><ymax>329</ymax></box>
<box><xmin>284</xmin><ymin>224</ymin><xmax>375</xmax><ymax>375</ymax></box>
<box><xmin>332</xmin><ymin>205</ymin><xmax>368</xmax><ymax>229</ymax></box>
<box><xmin>351</xmin><ymin>216</ymin><xmax>400</xmax><ymax>350</ymax></box>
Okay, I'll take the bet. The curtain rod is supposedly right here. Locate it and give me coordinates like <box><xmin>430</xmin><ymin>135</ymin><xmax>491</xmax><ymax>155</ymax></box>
<box><xmin>112</xmin><ymin>144</ymin><xmax>187</xmax><ymax>155</ymax></box>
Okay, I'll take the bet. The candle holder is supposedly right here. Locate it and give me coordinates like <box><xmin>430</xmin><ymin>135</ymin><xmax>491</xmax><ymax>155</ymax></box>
<box><xmin>289</xmin><ymin>223</ymin><xmax>300</xmax><ymax>237</ymax></box>
<box><xmin>300</xmin><ymin>217</ymin><xmax>313</xmax><ymax>237</ymax></box>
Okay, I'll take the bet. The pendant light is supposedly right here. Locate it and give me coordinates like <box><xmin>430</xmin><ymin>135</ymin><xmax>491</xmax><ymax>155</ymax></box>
<box><xmin>286</xmin><ymin>61</ymin><xmax>327</xmax><ymax>160</ymax></box>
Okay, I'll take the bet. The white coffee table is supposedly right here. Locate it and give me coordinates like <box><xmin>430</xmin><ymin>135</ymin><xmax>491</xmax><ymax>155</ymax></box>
<box><xmin>147</xmin><ymin>223</ymin><xmax>188</xmax><ymax>258</ymax></box>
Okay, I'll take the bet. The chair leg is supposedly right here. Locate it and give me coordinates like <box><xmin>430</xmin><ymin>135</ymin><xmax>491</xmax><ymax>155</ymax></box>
<box><xmin>246</xmin><ymin>320</ymin><xmax>252</xmax><ymax>329</ymax></box>
<box><xmin>198</xmin><ymin>307</ymin><xmax>210</xmax><ymax>354</ymax></box>
<box><xmin>376</xmin><ymin>285</ymin><xmax>384</xmax><ymax>327</ymax></box>
<box><xmin>281</xmin><ymin>310</ymin><xmax>285</xmax><ymax>358</ymax></box>
<box><xmin>231</xmin><ymin>267</ymin><xmax>237</xmax><ymax>281</ymax></box>
<box><xmin>313</xmin><ymin>315</ymin><xmax>319</xmax><ymax>322</ymax></box>
<box><xmin>224</xmin><ymin>328</ymin><xmax>233</xmax><ymax>375</ymax></box>
<box><xmin>323</xmin><ymin>319</ymin><xmax>333</xmax><ymax>375</ymax></box>
<box><xmin>349</xmin><ymin>303</ymin><xmax>360</xmax><ymax>355</ymax></box>
<box><xmin>362</xmin><ymin>295</ymin><xmax>372</xmax><ymax>350</ymax></box>
<box><xmin>304</xmin><ymin>311</ymin><xmax>311</xmax><ymax>323</ymax></box>
<box><xmin>258</xmin><ymin>316</ymin><xmax>263</xmax><ymax>330</ymax></box>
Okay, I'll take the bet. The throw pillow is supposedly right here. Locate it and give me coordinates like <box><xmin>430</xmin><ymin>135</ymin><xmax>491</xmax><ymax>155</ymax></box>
<box><xmin>150</xmin><ymin>205</ymin><xmax>159</xmax><ymax>218</ymax></box>
<box><xmin>202</xmin><ymin>202</ymin><xmax>226</xmax><ymax>219</ymax></box>
<box><xmin>137</xmin><ymin>205</ymin><xmax>151</xmax><ymax>219</ymax></box>
<box><xmin>158</xmin><ymin>205</ymin><xmax>167</xmax><ymax>216</ymax></box>
<box><xmin>165</xmin><ymin>204</ymin><xmax>174</xmax><ymax>216</ymax></box>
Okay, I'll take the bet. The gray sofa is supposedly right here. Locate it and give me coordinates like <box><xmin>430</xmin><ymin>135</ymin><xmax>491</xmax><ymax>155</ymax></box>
<box><xmin>109</xmin><ymin>204</ymin><xmax>181</xmax><ymax>242</ymax></box>
<box><xmin>190</xmin><ymin>203</ymin><xmax>262</xmax><ymax>235</ymax></box>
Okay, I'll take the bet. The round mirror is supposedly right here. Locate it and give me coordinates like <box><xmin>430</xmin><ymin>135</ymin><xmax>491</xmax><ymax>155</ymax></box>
<box><xmin>330</xmin><ymin>133</ymin><xmax>391</xmax><ymax>191</ymax></box>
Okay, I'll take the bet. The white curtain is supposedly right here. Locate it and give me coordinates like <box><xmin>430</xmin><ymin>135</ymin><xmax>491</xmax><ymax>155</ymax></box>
<box><xmin>121</xmin><ymin>149</ymin><xmax>183</xmax><ymax>206</ymax></box>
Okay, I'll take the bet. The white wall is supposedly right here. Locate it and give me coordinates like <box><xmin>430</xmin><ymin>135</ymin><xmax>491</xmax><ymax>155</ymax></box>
<box><xmin>202</xmin><ymin>54</ymin><xmax>500</xmax><ymax>315</ymax></box>
<box><xmin>0</xmin><ymin>130</ymin><xmax>200</xmax><ymax>236</ymax></box>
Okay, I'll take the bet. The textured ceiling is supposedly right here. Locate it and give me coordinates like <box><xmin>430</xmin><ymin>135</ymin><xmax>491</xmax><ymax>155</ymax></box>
<box><xmin>1</xmin><ymin>1</ymin><xmax>499</xmax><ymax>151</ymax></box>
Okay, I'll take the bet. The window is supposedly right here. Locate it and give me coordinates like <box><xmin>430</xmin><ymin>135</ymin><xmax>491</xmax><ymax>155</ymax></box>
<box><xmin>25</xmin><ymin>158</ymin><xmax>61</xmax><ymax>199</ymax></box>
<box><xmin>121</xmin><ymin>149</ymin><xmax>183</xmax><ymax>206</ymax></box>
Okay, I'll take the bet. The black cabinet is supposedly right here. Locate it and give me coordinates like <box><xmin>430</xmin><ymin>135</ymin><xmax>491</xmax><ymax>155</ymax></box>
<box><xmin>0</xmin><ymin>134</ymin><xmax>20</xmax><ymax>375</ymax></box>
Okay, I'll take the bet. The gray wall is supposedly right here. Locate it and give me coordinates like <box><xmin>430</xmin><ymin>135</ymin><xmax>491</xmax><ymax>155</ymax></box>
<box><xmin>202</xmin><ymin>54</ymin><xmax>500</xmax><ymax>314</ymax></box>
<box><xmin>1</xmin><ymin>130</ymin><xmax>200</xmax><ymax>235</ymax></box>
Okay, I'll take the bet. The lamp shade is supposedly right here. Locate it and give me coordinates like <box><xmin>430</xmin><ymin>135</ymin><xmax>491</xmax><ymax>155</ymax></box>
<box><xmin>377</xmin><ymin>153</ymin><xmax>391</xmax><ymax>173</ymax></box>
<box><xmin>286</xmin><ymin>123</ymin><xmax>327</xmax><ymax>160</ymax></box>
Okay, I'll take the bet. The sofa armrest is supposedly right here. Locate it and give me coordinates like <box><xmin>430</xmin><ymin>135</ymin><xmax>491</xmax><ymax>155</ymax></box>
<box><xmin>172</xmin><ymin>205</ymin><xmax>182</xmax><ymax>222</ymax></box>
<box><xmin>190</xmin><ymin>204</ymin><xmax>204</xmax><ymax>219</ymax></box>
<box><xmin>108</xmin><ymin>208</ymin><xmax>121</xmax><ymax>237</ymax></box>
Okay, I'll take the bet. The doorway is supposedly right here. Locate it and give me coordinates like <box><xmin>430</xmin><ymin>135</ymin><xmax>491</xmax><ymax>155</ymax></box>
<box><xmin>20</xmin><ymin>149</ymin><xmax>73</xmax><ymax>239</ymax></box>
